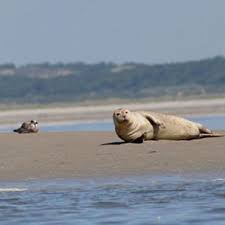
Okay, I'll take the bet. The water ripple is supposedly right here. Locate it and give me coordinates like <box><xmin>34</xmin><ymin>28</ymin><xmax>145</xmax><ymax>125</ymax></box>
<box><xmin>0</xmin><ymin>176</ymin><xmax>225</xmax><ymax>224</ymax></box>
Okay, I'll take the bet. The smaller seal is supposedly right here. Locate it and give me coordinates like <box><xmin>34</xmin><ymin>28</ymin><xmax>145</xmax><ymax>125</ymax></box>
<box><xmin>13</xmin><ymin>120</ymin><xmax>39</xmax><ymax>134</ymax></box>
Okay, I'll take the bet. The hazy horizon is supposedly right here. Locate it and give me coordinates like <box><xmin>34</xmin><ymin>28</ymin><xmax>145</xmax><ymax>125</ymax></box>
<box><xmin>1</xmin><ymin>0</ymin><xmax>225</xmax><ymax>65</ymax></box>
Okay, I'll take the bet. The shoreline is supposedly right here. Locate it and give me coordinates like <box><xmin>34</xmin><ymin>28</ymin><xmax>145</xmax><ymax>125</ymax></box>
<box><xmin>0</xmin><ymin>131</ymin><xmax>225</xmax><ymax>181</ymax></box>
<box><xmin>0</xmin><ymin>98</ymin><xmax>225</xmax><ymax>126</ymax></box>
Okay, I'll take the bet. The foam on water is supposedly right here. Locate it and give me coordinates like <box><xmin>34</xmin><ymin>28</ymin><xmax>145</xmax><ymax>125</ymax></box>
<box><xmin>0</xmin><ymin>188</ymin><xmax>27</xmax><ymax>192</ymax></box>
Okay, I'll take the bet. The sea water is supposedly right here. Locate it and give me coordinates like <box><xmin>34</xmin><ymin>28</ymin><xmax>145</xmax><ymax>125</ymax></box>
<box><xmin>1</xmin><ymin>175</ymin><xmax>225</xmax><ymax>225</ymax></box>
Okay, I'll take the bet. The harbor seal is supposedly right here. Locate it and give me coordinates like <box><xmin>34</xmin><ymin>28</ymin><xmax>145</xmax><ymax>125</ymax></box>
<box><xmin>13</xmin><ymin>120</ymin><xmax>39</xmax><ymax>134</ymax></box>
<box><xmin>113</xmin><ymin>108</ymin><xmax>223</xmax><ymax>143</ymax></box>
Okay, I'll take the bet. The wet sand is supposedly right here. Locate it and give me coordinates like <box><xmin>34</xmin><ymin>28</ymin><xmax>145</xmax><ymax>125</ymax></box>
<box><xmin>0</xmin><ymin>131</ymin><xmax>225</xmax><ymax>181</ymax></box>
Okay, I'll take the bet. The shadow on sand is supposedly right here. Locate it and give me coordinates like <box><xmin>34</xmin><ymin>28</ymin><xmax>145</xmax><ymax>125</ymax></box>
<box><xmin>101</xmin><ymin>141</ymin><xmax>127</xmax><ymax>146</ymax></box>
<box><xmin>101</xmin><ymin>141</ymin><xmax>146</xmax><ymax>145</ymax></box>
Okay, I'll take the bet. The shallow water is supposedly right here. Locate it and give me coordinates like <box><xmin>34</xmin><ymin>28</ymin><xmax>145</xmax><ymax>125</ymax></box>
<box><xmin>1</xmin><ymin>175</ymin><xmax>225</xmax><ymax>224</ymax></box>
<box><xmin>1</xmin><ymin>114</ymin><xmax>225</xmax><ymax>133</ymax></box>
<box><xmin>41</xmin><ymin>115</ymin><xmax>225</xmax><ymax>132</ymax></box>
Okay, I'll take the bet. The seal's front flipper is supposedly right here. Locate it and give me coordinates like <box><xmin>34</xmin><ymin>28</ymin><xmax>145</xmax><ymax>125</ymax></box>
<box><xmin>144</xmin><ymin>114</ymin><xmax>165</xmax><ymax>128</ymax></box>
<box><xmin>132</xmin><ymin>136</ymin><xmax>144</xmax><ymax>143</ymax></box>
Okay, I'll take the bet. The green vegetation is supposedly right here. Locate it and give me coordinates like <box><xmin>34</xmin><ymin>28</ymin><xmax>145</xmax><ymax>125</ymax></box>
<box><xmin>0</xmin><ymin>56</ymin><xmax>225</xmax><ymax>104</ymax></box>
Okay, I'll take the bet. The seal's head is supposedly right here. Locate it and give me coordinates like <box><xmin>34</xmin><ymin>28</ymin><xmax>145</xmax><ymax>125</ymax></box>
<box><xmin>30</xmin><ymin>120</ymin><xmax>38</xmax><ymax>125</ymax></box>
<box><xmin>113</xmin><ymin>108</ymin><xmax>132</xmax><ymax>125</ymax></box>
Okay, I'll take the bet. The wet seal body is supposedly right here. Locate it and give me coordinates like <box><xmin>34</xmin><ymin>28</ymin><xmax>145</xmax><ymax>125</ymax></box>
<box><xmin>13</xmin><ymin>120</ymin><xmax>39</xmax><ymax>134</ymax></box>
<box><xmin>113</xmin><ymin>108</ymin><xmax>223</xmax><ymax>143</ymax></box>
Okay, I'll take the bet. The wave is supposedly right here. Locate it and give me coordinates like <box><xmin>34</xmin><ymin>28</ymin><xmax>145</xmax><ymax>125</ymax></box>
<box><xmin>0</xmin><ymin>188</ymin><xmax>27</xmax><ymax>192</ymax></box>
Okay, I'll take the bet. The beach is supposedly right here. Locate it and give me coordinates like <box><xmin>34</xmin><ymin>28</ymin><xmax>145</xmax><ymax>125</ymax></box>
<box><xmin>0</xmin><ymin>131</ymin><xmax>225</xmax><ymax>181</ymax></box>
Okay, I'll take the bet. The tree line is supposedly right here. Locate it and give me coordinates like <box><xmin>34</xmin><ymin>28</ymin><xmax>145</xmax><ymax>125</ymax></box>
<box><xmin>0</xmin><ymin>56</ymin><xmax>225</xmax><ymax>104</ymax></box>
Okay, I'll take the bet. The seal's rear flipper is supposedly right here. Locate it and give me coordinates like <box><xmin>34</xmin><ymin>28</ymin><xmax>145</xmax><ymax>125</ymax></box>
<box><xmin>197</xmin><ymin>124</ymin><xmax>212</xmax><ymax>134</ymax></box>
<box><xmin>13</xmin><ymin>128</ymin><xmax>24</xmax><ymax>133</ymax></box>
<box><xmin>197</xmin><ymin>123</ymin><xmax>225</xmax><ymax>138</ymax></box>
<box><xmin>199</xmin><ymin>133</ymin><xmax>225</xmax><ymax>138</ymax></box>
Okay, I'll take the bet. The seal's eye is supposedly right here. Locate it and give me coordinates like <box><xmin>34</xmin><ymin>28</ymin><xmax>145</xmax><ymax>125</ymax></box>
<box><xmin>125</xmin><ymin>111</ymin><xmax>128</xmax><ymax>114</ymax></box>
<box><xmin>116</xmin><ymin>113</ymin><xmax>120</xmax><ymax>116</ymax></box>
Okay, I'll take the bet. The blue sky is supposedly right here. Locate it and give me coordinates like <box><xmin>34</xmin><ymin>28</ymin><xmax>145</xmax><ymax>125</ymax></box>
<box><xmin>0</xmin><ymin>0</ymin><xmax>225</xmax><ymax>65</ymax></box>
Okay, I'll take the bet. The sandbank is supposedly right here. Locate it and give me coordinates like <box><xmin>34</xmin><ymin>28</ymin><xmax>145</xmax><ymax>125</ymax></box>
<box><xmin>0</xmin><ymin>131</ymin><xmax>225</xmax><ymax>181</ymax></box>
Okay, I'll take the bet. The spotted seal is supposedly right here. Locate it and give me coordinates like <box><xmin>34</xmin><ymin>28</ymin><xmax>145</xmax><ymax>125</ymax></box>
<box><xmin>113</xmin><ymin>108</ymin><xmax>223</xmax><ymax>143</ymax></box>
<box><xmin>13</xmin><ymin>120</ymin><xmax>39</xmax><ymax>134</ymax></box>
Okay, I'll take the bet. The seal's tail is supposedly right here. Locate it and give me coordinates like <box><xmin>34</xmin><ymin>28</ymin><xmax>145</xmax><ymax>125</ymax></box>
<box><xmin>199</xmin><ymin>133</ymin><xmax>225</xmax><ymax>139</ymax></box>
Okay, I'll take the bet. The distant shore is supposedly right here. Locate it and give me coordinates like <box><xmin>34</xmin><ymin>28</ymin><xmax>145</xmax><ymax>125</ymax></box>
<box><xmin>0</xmin><ymin>98</ymin><xmax>225</xmax><ymax>127</ymax></box>
<box><xmin>0</xmin><ymin>131</ymin><xmax>225</xmax><ymax>181</ymax></box>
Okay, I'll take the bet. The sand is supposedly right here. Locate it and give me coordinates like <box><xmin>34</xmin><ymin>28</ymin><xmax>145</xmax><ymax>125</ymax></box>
<box><xmin>0</xmin><ymin>131</ymin><xmax>225</xmax><ymax>181</ymax></box>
